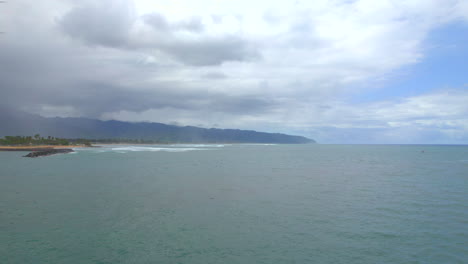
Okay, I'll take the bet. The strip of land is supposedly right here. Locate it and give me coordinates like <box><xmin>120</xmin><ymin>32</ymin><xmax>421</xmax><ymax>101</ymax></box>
<box><xmin>0</xmin><ymin>135</ymin><xmax>93</xmax><ymax>153</ymax></box>
<box><xmin>0</xmin><ymin>145</ymin><xmax>87</xmax><ymax>151</ymax></box>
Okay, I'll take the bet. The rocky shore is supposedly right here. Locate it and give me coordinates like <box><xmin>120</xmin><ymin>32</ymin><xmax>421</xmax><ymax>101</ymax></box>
<box><xmin>23</xmin><ymin>149</ymin><xmax>74</xmax><ymax>158</ymax></box>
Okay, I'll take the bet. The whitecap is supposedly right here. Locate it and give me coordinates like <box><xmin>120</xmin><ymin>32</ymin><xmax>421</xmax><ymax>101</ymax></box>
<box><xmin>169</xmin><ymin>144</ymin><xmax>226</xmax><ymax>148</ymax></box>
<box><xmin>110</xmin><ymin>146</ymin><xmax>203</xmax><ymax>152</ymax></box>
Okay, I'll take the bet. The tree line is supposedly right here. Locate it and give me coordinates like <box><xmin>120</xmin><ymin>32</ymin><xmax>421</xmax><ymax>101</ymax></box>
<box><xmin>0</xmin><ymin>134</ymin><xmax>92</xmax><ymax>146</ymax></box>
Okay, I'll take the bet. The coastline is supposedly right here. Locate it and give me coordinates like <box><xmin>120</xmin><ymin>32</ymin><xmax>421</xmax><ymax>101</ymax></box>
<box><xmin>95</xmin><ymin>143</ymin><xmax>163</xmax><ymax>146</ymax></box>
<box><xmin>0</xmin><ymin>145</ymin><xmax>87</xmax><ymax>151</ymax></box>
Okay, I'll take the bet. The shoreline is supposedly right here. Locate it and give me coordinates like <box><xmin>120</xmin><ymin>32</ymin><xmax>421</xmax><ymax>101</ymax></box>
<box><xmin>0</xmin><ymin>145</ymin><xmax>88</xmax><ymax>151</ymax></box>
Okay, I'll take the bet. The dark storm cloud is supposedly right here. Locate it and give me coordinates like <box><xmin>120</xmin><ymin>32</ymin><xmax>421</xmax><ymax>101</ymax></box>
<box><xmin>59</xmin><ymin>81</ymin><xmax>278</xmax><ymax>116</ymax></box>
<box><xmin>159</xmin><ymin>36</ymin><xmax>260</xmax><ymax>66</ymax></box>
<box><xmin>210</xmin><ymin>96</ymin><xmax>275</xmax><ymax>114</ymax></box>
<box><xmin>0</xmin><ymin>34</ymin><xmax>274</xmax><ymax>117</ymax></box>
<box><xmin>59</xmin><ymin>3</ymin><xmax>259</xmax><ymax>66</ymax></box>
<box><xmin>59</xmin><ymin>0</ymin><xmax>135</xmax><ymax>47</ymax></box>
<box><xmin>141</xmin><ymin>12</ymin><xmax>259</xmax><ymax>65</ymax></box>
<box><xmin>0</xmin><ymin>40</ymin><xmax>90</xmax><ymax>109</ymax></box>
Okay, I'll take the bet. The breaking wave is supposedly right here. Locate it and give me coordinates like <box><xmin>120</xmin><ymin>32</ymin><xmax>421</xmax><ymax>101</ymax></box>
<box><xmin>74</xmin><ymin>144</ymin><xmax>225</xmax><ymax>154</ymax></box>
<box><xmin>169</xmin><ymin>144</ymin><xmax>227</xmax><ymax>148</ymax></box>
<box><xmin>111</xmin><ymin>146</ymin><xmax>201</xmax><ymax>152</ymax></box>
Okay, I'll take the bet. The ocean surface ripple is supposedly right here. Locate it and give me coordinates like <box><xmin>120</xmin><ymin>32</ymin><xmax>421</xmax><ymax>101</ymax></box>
<box><xmin>1</xmin><ymin>144</ymin><xmax>467</xmax><ymax>263</ymax></box>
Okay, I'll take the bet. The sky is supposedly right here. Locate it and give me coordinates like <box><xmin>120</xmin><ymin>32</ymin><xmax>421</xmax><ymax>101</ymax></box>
<box><xmin>1</xmin><ymin>0</ymin><xmax>467</xmax><ymax>144</ymax></box>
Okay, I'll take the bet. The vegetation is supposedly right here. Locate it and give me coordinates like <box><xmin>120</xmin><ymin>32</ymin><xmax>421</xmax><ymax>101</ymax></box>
<box><xmin>0</xmin><ymin>134</ymin><xmax>176</xmax><ymax>146</ymax></box>
<box><xmin>0</xmin><ymin>135</ymin><xmax>92</xmax><ymax>146</ymax></box>
<box><xmin>0</xmin><ymin>135</ymin><xmax>171</xmax><ymax>146</ymax></box>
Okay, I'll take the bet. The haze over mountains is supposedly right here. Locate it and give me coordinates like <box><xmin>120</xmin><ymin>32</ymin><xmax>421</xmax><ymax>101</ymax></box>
<box><xmin>0</xmin><ymin>107</ymin><xmax>314</xmax><ymax>144</ymax></box>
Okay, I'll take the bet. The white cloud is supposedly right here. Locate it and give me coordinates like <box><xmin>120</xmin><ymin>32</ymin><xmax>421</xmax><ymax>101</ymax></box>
<box><xmin>1</xmin><ymin>0</ymin><xmax>468</xmax><ymax>143</ymax></box>
<box><xmin>269</xmin><ymin>89</ymin><xmax>468</xmax><ymax>143</ymax></box>
<box><xmin>101</xmin><ymin>89</ymin><xmax>468</xmax><ymax>141</ymax></box>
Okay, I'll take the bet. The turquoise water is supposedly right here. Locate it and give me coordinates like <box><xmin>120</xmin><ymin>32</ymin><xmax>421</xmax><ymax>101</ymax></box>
<box><xmin>1</xmin><ymin>144</ymin><xmax>467</xmax><ymax>263</ymax></box>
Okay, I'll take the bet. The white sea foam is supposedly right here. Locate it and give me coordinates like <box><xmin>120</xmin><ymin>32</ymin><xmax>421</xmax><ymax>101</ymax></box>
<box><xmin>239</xmin><ymin>143</ymin><xmax>277</xmax><ymax>146</ymax></box>
<box><xmin>74</xmin><ymin>144</ymin><xmax>224</xmax><ymax>154</ymax></box>
<box><xmin>170</xmin><ymin>144</ymin><xmax>226</xmax><ymax>148</ymax></box>
<box><xmin>111</xmin><ymin>146</ymin><xmax>201</xmax><ymax>152</ymax></box>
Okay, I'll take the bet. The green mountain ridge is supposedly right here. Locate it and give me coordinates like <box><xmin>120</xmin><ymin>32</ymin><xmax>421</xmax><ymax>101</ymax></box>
<box><xmin>0</xmin><ymin>107</ymin><xmax>315</xmax><ymax>144</ymax></box>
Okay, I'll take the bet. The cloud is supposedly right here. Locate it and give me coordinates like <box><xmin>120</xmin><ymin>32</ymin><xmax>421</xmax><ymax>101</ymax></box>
<box><xmin>143</xmin><ymin>13</ymin><xmax>204</xmax><ymax>33</ymax></box>
<box><xmin>1</xmin><ymin>0</ymin><xmax>468</xmax><ymax>143</ymax></box>
<box><xmin>201</xmin><ymin>72</ymin><xmax>228</xmax><ymax>79</ymax></box>
<box><xmin>60</xmin><ymin>0</ymin><xmax>135</xmax><ymax>47</ymax></box>
<box><xmin>59</xmin><ymin>3</ymin><xmax>259</xmax><ymax>66</ymax></box>
<box><xmin>270</xmin><ymin>89</ymin><xmax>468</xmax><ymax>143</ymax></box>
<box><xmin>141</xmin><ymin>13</ymin><xmax>170</xmax><ymax>32</ymax></box>
<box><xmin>157</xmin><ymin>35</ymin><xmax>260</xmax><ymax>66</ymax></box>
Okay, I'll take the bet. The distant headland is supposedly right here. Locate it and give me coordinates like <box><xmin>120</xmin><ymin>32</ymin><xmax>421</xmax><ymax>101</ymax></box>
<box><xmin>0</xmin><ymin>132</ymin><xmax>314</xmax><ymax>158</ymax></box>
<box><xmin>0</xmin><ymin>107</ymin><xmax>316</xmax><ymax>144</ymax></box>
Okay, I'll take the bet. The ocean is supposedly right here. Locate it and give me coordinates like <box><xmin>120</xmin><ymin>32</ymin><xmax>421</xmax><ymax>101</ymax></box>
<box><xmin>1</xmin><ymin>144</ymin><xmax>467</xmax><ymax>263</ymax></box>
